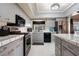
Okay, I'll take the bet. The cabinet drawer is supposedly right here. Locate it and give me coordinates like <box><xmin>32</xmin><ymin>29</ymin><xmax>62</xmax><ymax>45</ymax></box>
<box><xmin>62</xmin><ymin>47</ymin><xmax>75</xmax><ymax>56</ymax></box>
<box><xmin>55</xmin><ymin>41</ymin><xmax>61</xmax><ymax>48</ymax></box>
<box><xmin>55</xmin><ymin>47</ymin><xmax>61</xmax><ymax>56</ymax></box>
<box><xmin>55</xmin><ymin>36</ymin><xmax>61</xmax><ymax>44</ymax></box>
<box><xmin>62</xmin><ymin>40</ymin><xmax>79</xmax><ymax>55</ymax></box>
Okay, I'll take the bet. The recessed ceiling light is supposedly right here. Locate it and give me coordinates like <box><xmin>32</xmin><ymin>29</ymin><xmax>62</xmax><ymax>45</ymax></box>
<box><xmin>51</xmin><ymin>3</ymin><xmax>60</xmax><ymax>10</ymax></box>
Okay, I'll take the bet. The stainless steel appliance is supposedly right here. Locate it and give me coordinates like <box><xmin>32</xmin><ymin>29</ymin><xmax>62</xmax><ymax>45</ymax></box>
<box><xmin>23</xmin><ymin>33</ymin><xmax>31</xmax><ymax>56</ymax></box>
<box><xmin>9</xmin><ymin>32</ymin><xmax>31</xmax><ymax>56</ymax></box>
<box><xmin>33</xmin><ymin>21</ymin><xmax>45</xmax><ymax>32</ymax></box>
<box><xmin>44</xmin><ymin>32</ymin><xmax>51</xmax><ymax>42</ymax></box>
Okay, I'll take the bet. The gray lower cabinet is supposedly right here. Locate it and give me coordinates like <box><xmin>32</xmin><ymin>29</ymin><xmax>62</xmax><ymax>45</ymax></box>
<box><xmin>7</xmin><ymin>48</ymin><xmax>15</xmax><ymax>56</ymax></box>
<box><xmin>55</xmin><ymin>47</ymin><xmax>61</xmax><ymax>56</ymax></box>
<box><xmin>55</xmin><ymin>36</ymin><xmax>79</xmax><ymax>56</ymax></box>
<box><xmin>8</xmin><ymin>38</ymin><xmax>23</xmax><ymax>56</ymax></box>
<box><xmin>32</xmin><ymin>32</ymin><xmax>44</xmax><ymax>44</ymax></box>
<box><xmin>62</xmin><ymin>46</ymin><xmax>75</xmax><ymax>56</ymax></box>
<box><xmin>55</xmin><ymin>36</ymin><xmax>62</xmax><ymax>56</ymax></box>
<box><xmin>14</xmin><ymin>42</ymin><xmax>23</xmax><ymax>56</ymax></box>
<box><xmin>62</xmin><ymin>40</ymin><xmax>79</xmax><ymax>56</ymax></box>
<box><xmin>0</xmin><ymin>37</ymin><xmax>23</xmax><ymax>56</ymax></box>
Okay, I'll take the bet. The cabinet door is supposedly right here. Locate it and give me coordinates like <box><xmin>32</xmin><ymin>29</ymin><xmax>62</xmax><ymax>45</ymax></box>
<box><xmin>55</xmin><ymin>47</ymin><xmax>61</xmax><ymax>56</ymax></box>
<box><xmin>62</xmin><ymin>47</ymin><xmax>75</xmax><ymax>56</ymax></box>
<box><xmin>14</xmin><ymin>42</ymin><xmax>23</xmax><ymax>56</ymax></box>
<box><xmin>0</xmin><ymin>37</ymin><xmax>23</xmax><ymax>56</ymax></box>
<box><xmin>62</xmin><ymin>40</ymin><xmax>79</xmax><ymax>55</ymax></box>
<box><xmin>55</xmin><ymin>36</ymin><xmax>62</xmax><ymax>56</ymax></box>
<box><xmin>14</xmin><ymin>37</ymin><xmax>23</xmax><ymax>56</ymax></box>
<box><xmin>8</xmin><ymin>38</ymin><xmax>23</xmax><ymax>56</ymax></box>
<box><xmin>0</xmin><ymin>40</ymin><xmax>16</xmax><ymax>56</ymax></box>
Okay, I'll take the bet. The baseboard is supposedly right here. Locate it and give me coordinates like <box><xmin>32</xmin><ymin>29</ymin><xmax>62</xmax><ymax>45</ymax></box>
<box><xmin>32</xmin><ymin>43</ymin><xmax>44</xmax><ymax>45</ymax></box>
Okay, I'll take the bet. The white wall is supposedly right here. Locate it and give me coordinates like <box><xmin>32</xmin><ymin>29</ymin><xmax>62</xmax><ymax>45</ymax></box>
<box><xmin>0</xmin><ymin>3</ymin><xmax>31</xmax><ymax>26</ymax></box>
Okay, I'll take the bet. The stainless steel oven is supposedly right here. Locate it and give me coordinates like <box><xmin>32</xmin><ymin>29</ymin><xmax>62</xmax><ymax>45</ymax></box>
<box><xmin>23</xmin><ymin>33</ymin><xmax>31</xmax><ymax>56</ymax></box>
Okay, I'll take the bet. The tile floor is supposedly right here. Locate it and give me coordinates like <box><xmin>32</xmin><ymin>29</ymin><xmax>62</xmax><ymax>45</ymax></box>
<box><xmin>28</xmin><ymin>39</ymin><xmax>55</xmax><ymax>56</ymax></box>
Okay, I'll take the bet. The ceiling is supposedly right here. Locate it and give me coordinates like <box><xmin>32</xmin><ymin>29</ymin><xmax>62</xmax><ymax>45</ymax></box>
<box><xmin>35</xmin><ymin>3</ymin><xmax>74</xmax><ymax>13</ymax></box>
<box><xmin>18</xmin><ymin>3</ymin><xmax>75</xmax><ymax>19</ymax></box>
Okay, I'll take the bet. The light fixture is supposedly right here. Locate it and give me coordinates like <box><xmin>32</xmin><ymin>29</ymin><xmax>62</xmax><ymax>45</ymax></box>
<box><xmin>51</xmin><ymin>3</ymin><xmax>60</xmax><ymax>10</ymax></box>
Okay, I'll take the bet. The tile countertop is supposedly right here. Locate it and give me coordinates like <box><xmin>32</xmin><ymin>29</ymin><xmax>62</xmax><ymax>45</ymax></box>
<box><xmin>53</xmin><ymin>34</ymin><xmax>79</xmax><ymax>47</ymax></box>
<box><xmin>0</xmin><ymin>35</ymin><xmax>24</xmax><ymax>47</ymax></box>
